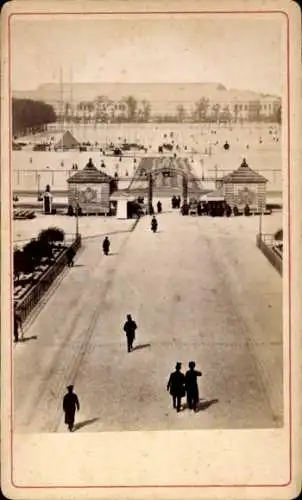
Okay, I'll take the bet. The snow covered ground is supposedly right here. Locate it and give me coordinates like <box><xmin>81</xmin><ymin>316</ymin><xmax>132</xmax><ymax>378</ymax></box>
<box><xmin>13</xmin><ymin>122</ymin><xmax>282</xmax><ymax>192</ymax></box>
<box><xmin>13</xmin><ymin>209</ymin><xmax>282</xmax><ymax>246</ymax></box>
<box><xmin>13</xmin><ymin>214</ymin><xmax>136</xmax><ymax>246</ymax></box>
<box><xmin>13</xmin><ymin>209</ymin><xmax>283</xmax><ymax>432</ymax></box>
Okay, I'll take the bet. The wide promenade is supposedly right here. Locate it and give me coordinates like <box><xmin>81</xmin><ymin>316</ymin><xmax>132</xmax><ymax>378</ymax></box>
<box><xmin>13</xmin><ymin>209</ymin><xmax>283</xmax><ymax>432</ymax></box>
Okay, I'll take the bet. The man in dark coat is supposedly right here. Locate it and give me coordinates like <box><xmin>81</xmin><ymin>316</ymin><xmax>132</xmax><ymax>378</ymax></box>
<box><xmin>185</xmin><ymin>361</ymin><xmax>202</xmax><ymax>412</ymax></box>
<box><xmin>167</xmin><ymin>362</ymin><xmax>186</xmax><ymax>412</ymax></box>
<box><xmin>67</xmin><ymin>247</ymin><xmax>75</xmax><ymax>267</ymax></box>
<box><xmin>102</xmin><ymin>236</ymin><xmax>110</xmax><ymax>255</ymax></box>
<box><xmin>14</xmin><ymin>309</ymin><xmax>22</xmax><ymax>342</ymax></box>
<box><xmin>63</xmin><ymin>385</ymin><xmax>80</xmax><ymax>432</ymax></box>
<box><xmin>151</xmin><ymin>216</ymin><xmax>158</xmax><ymax>232</ymax></box>
<box><xmin>123</xmin><ymin>314</ymin><xmax>137</xmax><ymax>352</ymax></box>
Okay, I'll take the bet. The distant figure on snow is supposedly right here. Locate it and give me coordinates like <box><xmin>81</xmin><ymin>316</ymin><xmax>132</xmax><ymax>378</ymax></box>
<box><xmin>185</xmin><ymin>361</ymin><xmax>202</xmax><ymax>412</ymax></box>
<box><xmin>123</xmin><ymin>314</ymin><xmax>137</xmax><ymax>353</ymax></box>
<box><xmin>167</xmin><ymin>362</ymin><xmax>186</xmax><ymax>412</ymax></box>
<box><xmin>102</xmin><ymin>236</ymin><xmax>110</xmax><ymax>256</ymax></box>
<box><xmin>63</xmin><ymin>385</ymin><xmax>80</xmax><ymax>432</ymax></box>
<box><xmin>157</xmin><ymin>201</ymin><xmax>162</xmax><ymax>213</ymax></box>
<box><xmin>151</xmin><ymin>215</ymin><xmax>158</xmax><ymax>233</ymax></box>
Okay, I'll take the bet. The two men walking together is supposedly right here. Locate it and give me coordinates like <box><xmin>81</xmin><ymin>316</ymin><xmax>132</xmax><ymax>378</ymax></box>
<box><xmin>167</xmin><ymin>361</ymin><xmax>202</xmax><ymax>412</ymax></box>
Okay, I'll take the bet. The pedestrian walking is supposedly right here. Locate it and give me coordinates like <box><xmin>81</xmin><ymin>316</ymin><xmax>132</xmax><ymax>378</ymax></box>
<box><xmin>123</xmin><ymin>314</ymin><xmax>137</xmax><ymax>352</ymax></box>
<box><xmin>185</xmin><ymin>361</ymin><xmax>202</xmax><ymax>412</ymax></box>
<box><xmin>157</xmin><ymin>201</ymin><xmax>162</xmax><ymax>214</ymax></box>
<box><xmin>167</xmin><ymin>362</ymin><xmax>186</xmax><ymax>412</ymax></box>
<box><xmin>102</xmin><ymin>236</ymin><xmax>110</xmax><ymax>256</ymax></box>
<box><xmin>63</xmin><ymin>385</ymin><xmax>80</xmax><ymax>432</ymax></box>
<box><xmin>67</xmin><ymin>247</ymin><xmax>75</xmax><ymax>267</ymax></box>
<box><xmin>151</xmin><ymin>215</ymin><xmax>158</xmax><ymax>233</ymax></box>
<box><xmin>14</xmin><ymin>309</ymin><xmax>23</xmax><ymax>342</ymax></box>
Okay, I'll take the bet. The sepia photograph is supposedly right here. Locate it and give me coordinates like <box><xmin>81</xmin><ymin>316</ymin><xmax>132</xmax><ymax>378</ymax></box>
<box><xmin>1</xmin><ymin>0</ymin><xmax>301</xmax><ymax>497</ymax></box>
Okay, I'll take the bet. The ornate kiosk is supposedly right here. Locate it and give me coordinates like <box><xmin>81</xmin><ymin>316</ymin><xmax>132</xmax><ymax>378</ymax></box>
<box><xmin>67</xmin><ymin>159</ymin><xmax>113</xmax><ymax>215</ymax></box>
<box><xmin>219</xmin><ymin>158</ymin><xmax>268</xmax><ymax>211</ymax></box>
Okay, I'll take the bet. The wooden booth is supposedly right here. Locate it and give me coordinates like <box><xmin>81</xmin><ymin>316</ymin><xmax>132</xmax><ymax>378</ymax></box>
<box><xmin>219</xmin><ymin>158</ymin><xmax>268</xmax><ymax>211</ymax></box>
<box><xmin>67</xmin><ymin>159</ymin><xmax>112</xmax><ymax>215</ymax></box>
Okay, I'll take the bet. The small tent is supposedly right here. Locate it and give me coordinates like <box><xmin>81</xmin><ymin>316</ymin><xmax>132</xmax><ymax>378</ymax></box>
<box><xmin>55</xmin><ymin>130</ymin><xmax>79</xmax><ymax>151</ymax></box>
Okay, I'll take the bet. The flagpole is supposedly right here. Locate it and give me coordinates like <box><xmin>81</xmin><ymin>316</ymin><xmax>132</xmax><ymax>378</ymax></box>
<box><xmin>60</xmin><ymin>66</ymin><xmax>64</xmax><ymax>151</ymax></box>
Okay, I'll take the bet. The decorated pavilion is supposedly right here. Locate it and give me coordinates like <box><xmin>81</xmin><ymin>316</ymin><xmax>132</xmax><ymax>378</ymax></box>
<box><xmin>219</xmin><ymin>158</ymin><xmax>268</xmax><ymax>211</ymax></box>
<box><xmin>67</xmin><ymin>159</ymin><xmax>113</xmax><ymax>215</ymax></box>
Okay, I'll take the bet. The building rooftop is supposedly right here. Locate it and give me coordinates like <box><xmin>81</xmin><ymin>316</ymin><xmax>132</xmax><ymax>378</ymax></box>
<box><xmin>222</xmin><ymin>158</ymin><xmax>268</xmax><ymax>184</ymax></box>
<box><xmin>67</xmin><ymin>160</ymin><xmax>112</xmax><ymax>184</ymax></box>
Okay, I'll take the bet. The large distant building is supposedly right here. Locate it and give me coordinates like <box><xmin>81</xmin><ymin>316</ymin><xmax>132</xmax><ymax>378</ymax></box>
<box><xmin>13</xmin><ymin>82</ymin><xmax>281</xmax><ymax>122</ymax></box>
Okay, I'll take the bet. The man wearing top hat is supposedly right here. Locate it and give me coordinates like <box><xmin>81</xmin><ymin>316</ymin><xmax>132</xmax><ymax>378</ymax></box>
<box><xmin>185</xmin><ymin>361</ymin><xmax>202</xmax><ymax>412</ymax></box>
<box><xmin>167</xmin><ymin>362</ymin><xmax>186</xmax><ymax>412</ymax></box>
<box><xmin>63</xmin><ymin>385</ymin><xmax>80</xmax><ymax>432</ymax></box>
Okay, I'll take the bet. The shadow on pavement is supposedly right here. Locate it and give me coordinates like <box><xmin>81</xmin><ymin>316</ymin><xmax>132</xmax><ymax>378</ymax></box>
<box><xmin>197</xmin><ymin>398</ymin><xmax>219</xmax><ymax>412</ymax></box>
<box><xmin>107</xmin><ymin>253</ymin><xmax>118</xmax><ymax>256</ymax></box>
<box><xmin>19</xmin><ymin>335</ymin><xmax>38</xmax><ymax>342</ymax></box>
<box><xmin>73</xmin><ymin>417</ymin><xmax>100</xmax><ymax>432</ymax></box>
<box><xmin>182</xmin><ymin>398</ymin><xmax>219</xmax><ymax>412</ymax></box>
<box><xmin>73</xmin><ymin>264</ymin><xmax>85</xmax><ymax>267</ymax></box>
<box><xmin>132</xmin><ymin>343</ymin><xmax>151</xmax><ymax>351</ymax></box>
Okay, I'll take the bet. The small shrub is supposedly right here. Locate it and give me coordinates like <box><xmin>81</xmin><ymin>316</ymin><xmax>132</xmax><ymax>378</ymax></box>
<box><xmin>38</xmin><ymin>227</ymin><xmax>65</xmax><ymax>245</ymax></box>
<box><xmin>22</xmin><ymin>239</ymin><xmax>44</xmax><ymax>272</ymax></box>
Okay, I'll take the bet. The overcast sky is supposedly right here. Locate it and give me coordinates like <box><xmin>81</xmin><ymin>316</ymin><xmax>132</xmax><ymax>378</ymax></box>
<box><xmin>11</xmin><ymin>16</ymin><xmax>284</xmax><ymax>95</ymax></box>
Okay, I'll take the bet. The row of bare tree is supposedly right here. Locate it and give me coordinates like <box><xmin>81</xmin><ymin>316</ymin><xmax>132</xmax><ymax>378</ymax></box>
<box><xmin>61</xmin><ymin>95</ymin><xmax>281</xmax><ymax>124</ymax></box>
<box><xmin>12</xmin><ymin>94</ymin><xmax>281</xmax><ymax>137</ymax></box>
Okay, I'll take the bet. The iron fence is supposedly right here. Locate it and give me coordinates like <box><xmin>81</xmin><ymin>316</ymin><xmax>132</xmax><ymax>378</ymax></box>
<box><xmin>15</xmin><ymin>235</ymin><xmax>82</xmax><ymax>322</ymax></box>
<box><xmin>256</xmin><ymin>233</ymin><xmax>282</xmax><ymax>275</ymax></box>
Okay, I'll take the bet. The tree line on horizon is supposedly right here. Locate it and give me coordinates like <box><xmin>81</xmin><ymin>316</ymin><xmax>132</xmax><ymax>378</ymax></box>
<box><xmin>12</xmin><ymin>94</ymin><xmax>281</xmax><ymax>136</ymax></box>
<box><xmin>62</xmin><ymin>95</ymin><xmax>281</xmax><ymax>125</ymax></box>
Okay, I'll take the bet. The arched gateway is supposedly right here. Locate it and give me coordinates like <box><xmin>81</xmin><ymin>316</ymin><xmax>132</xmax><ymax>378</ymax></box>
<box><xmin>128</xmin><ymin>156</ymin><xmax>201</xmax><ymax>214</ymax></box>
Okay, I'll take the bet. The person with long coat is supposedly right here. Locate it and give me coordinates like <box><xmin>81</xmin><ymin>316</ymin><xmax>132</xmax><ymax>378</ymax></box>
<box><xmin>123</xmin><ymin>314</ymin><xmax>137</xmax><ymax>352</ymax></box>
<box><xmin>185</xmin><ymin>361</ymin><xmax>202</xmax><ymax>412</ymax></box>
<box><xmin>167</xmin><ymin>362</ymin><xmax>186</xmax><ymax>412</ymax></box>
<box><xmin>63</xmin><ymin>385</ymin><xmax>80</xmax><ymax>432</ymax></box>
<box><xmin>14</xmin><ymin>310</ymin><xmax>22</xmax><ymax>342</ymax></box>
<box><xmin>151</xmin><ymin>216</ymin><xmax>158</xmax><ymax>232</ymax></box>
<box><xmin>102</xmin><ymin>236</ymin><xmax>110</xmax><ymax>255</ymax></box>
<box><xmin>67</xmin><ymin>247</ymin><xmax>75</xmax><ymax>267</ymax></box>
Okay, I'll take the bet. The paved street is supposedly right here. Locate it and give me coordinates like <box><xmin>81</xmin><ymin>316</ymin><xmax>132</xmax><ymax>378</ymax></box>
<box><xmin>13</xmin><ymin>210</ymin><xmax>283</xmax><ymax>432</ymax></box>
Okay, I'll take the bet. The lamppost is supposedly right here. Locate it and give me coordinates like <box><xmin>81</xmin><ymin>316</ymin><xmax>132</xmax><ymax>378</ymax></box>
<box><xmin>75</xmin><ymin>189</ymin><xmax>79</xmax><ymax>238</ymax></box>
<box><xmin>148</xmin><ymin>171</ymin><xmax>153</xmax><ymax>215</ymax></box>
<box><xmin>258</xmin><ymin>199</ymin><xmax>264</xmax><ymax>240</ymax></box>
<box><xmin>37</xmin><ymin>174</ymin><xmax>41</xmax><ymax>198</ymax></box>
<box><xmin>75</xmin><ymin>203</ymin><xmax>79</xmax><ymax>237</ymax></box>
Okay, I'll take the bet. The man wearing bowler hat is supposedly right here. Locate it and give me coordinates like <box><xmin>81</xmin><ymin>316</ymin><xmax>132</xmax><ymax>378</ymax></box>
<box><xmin>63</xmin><ymin>385</ymin><xmax>80</xmax><ymax>432</ymax></box>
